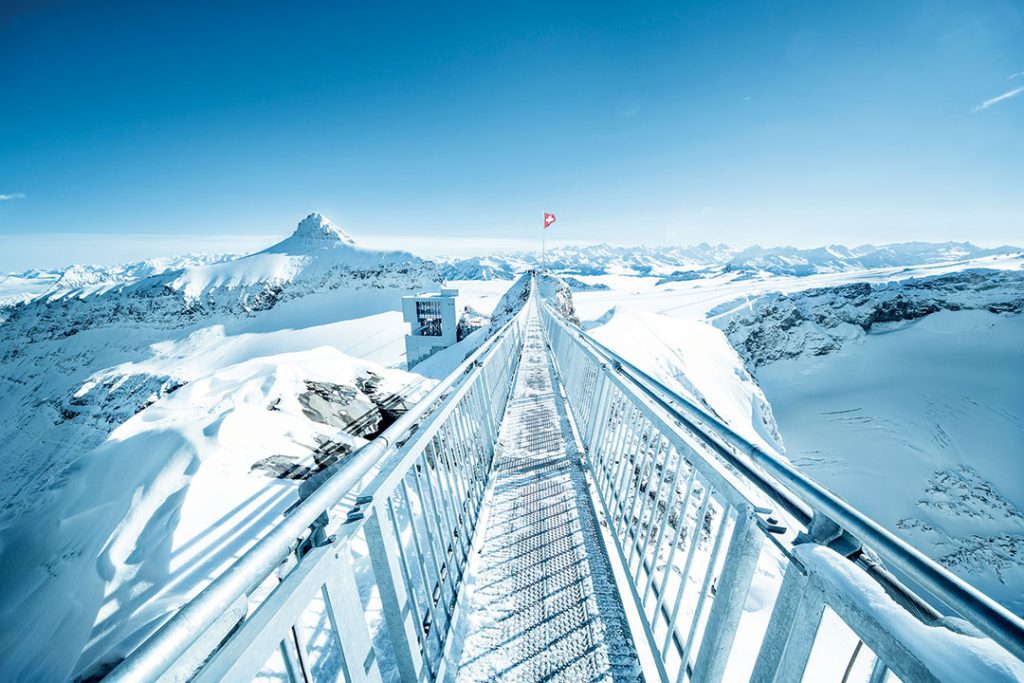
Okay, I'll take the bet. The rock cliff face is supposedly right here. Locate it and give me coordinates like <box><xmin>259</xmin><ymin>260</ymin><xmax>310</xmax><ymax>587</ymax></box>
<box><xmin>714</xmin><ymin>269</ymin><xmax>1024</xmax><ymax>368</ymax></box>
<box><xmin>487</xmin><ymin>271</ymin><xmax>579</xmax><ymax>333</ymax></box>
<box><xmin>488</xmin><ymin>273</ymin><xmax>531</xmax><ymax>333</ymax></box>
<box><xmin>537</xmin><ymin>272</ymin><xmax>580</xmax><ymax>325</ymax></box>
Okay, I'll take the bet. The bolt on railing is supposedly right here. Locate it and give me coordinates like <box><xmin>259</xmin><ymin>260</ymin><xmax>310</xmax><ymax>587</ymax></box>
<box><xmin>105</xmin><ymin>304</ymin><xmax>529</xmax><ymax>683</ymax></box>
<box><xmin>538</xmin><ymin>288</ymin><xmax>1024</xmax><ymax>683</ymax></box>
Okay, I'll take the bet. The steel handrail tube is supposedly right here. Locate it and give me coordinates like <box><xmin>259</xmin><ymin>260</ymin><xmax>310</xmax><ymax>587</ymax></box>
<box><xmin>539</xmin><ymin>300</ymin><xmax>1024</xmax><ymax>665</ymax></box>
<box><xmin>105</xmin><ymin>312</ymin><xmax>526</xmax><ymax>683</ymax></box>
<box><xmin>576</xmin><ymin>330</ymin><xmax>812</xmax><ymax>523</ymax></box>
<box><xmin>561</xmin><ymin>320</ymin><xmax>941</xmax><ymax>623</ymax></box>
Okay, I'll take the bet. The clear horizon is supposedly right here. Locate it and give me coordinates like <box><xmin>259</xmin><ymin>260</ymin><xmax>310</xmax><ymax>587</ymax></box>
<box><xmin>2</xmin><ymin>1</ymin><xmax>1022</xmax><ymax>270</ymax></box>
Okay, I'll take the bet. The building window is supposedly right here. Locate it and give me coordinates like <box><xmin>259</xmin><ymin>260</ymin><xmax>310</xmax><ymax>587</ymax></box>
<box><xmin>416</xmin><ymin>300</ymin><xmax>443</xmax><ymax>336</ymax></box>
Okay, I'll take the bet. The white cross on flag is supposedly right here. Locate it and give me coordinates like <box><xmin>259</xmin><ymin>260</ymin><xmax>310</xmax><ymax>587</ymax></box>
<box><xmin>544</xmin><ymin>212</ymin><xmax>556</xmax><ymax>229</ymax></box>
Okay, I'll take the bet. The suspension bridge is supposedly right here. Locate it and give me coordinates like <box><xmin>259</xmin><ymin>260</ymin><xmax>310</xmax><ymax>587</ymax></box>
<box><xmin>106</xmin><ymin>277</ymin><xmax>1024</xmax><ymax>683</ymax></box>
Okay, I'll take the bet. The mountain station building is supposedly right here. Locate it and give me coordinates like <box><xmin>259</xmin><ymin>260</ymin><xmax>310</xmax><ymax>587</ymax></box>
<box><xmin>403</xmin><ymin>287</ymin><xmax>459</xmax><ymax>368</ymax></box>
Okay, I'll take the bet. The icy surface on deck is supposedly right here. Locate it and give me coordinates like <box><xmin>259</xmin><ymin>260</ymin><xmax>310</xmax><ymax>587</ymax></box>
<box><xmin>452</xmin><ymin>311</ymin><xmax>640</xmax><ymax>682</ymax></box>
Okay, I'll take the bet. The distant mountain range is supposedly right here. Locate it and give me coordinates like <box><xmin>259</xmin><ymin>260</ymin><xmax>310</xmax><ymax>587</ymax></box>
<box><xmin>0</xmin><ymin>254</ymin><xmax>237</xmax><ymax>306</ymax></box>
<box><xmin>438</xmin><ymin>241</ymin><xmax>1023</xmax><ymax>281</ymax></box>
<box><xmin>5</xmin><ymin>238</ymin><xmax>1020</xmax><ymax>304</ymax></box>
<box><xmin>1</xmin><ymin>213</ymin><xmax>439</xmax><ymax>309</ymax></box>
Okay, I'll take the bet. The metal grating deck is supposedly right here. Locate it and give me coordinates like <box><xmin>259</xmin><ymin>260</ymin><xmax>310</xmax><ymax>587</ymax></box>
<box><xmin>451</xmin><ymin>311</ymin><xmax>640</xmax><ymax>682</ymax></box>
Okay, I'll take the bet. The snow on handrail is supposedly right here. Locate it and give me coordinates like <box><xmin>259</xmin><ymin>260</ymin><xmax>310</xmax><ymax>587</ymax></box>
<box><xmin>105</xmin><ymin>302</ymin><xmax>530</xmax><ymax>682</ymax></box>
<box><xmin>538</xmin><ymin>292</ymin><xmax>1024</xmax><ymax>682</ymax></box>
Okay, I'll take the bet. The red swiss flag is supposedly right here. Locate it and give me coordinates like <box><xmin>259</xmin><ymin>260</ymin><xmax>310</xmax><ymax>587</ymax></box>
<box><xmin>543</xmin><ymin>212</ymin><xmax>556</xmax><ymax>229</ymax></box>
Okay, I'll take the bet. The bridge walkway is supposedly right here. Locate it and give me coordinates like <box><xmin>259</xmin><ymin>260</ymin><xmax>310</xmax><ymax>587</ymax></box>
<box><xmin>450</xmin><ymin>309</ymin><xmax>640</xmax><ymax>682</ymax></box>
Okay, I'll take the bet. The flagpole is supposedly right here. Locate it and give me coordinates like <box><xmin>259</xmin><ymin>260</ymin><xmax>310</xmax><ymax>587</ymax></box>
<box><xmin>542</xmin><ymin>215</ymin><xmax>545</xmax><ymax>273</ymax></box>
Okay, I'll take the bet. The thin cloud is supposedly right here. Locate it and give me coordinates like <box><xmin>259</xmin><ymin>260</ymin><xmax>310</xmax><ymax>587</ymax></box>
<box><xmin>0</xmin><ymin>193</ymin><xmax>26</xmax><ymax>201</ymax></box>
<box><xmin>972</xmin><ymin>85</ymin><xmax>1024</xmax><ymax>112</ymax></box>
<box><xmin>1011</xmin><ymin>71</ymin><xmax>1024</xmax><ymax>79</ymax></box>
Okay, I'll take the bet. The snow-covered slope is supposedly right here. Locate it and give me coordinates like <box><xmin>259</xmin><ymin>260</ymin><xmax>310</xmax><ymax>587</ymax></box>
<box><xmin>0</xmin><ymin>347</ymin><xmax>428</xmax><ymax>681</ymax></box>
<box><xmin>584</xmin><ymin>307</ymin><xmax>784</xmax><ymax>456</ymax></box>
<box><xmin>712</xmin><ymin>269</ymin><xmax>1024</xmax><ymax>615</ymax></box>
<box><xmin>757</xmin><ymin>310</ymin><xmax>1024</xmax><ymax>615</ymax></box>
<box><xmin>0</xmin><ymin>213</ymin><xmax>450</xmax><ymax>680</ymax></box>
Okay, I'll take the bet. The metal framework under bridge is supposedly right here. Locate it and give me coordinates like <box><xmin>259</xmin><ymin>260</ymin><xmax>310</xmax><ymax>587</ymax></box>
<box><xmin>108</xmin><ymin>277</ymin><xmax>1024</xmax><ymax>683</ymax></box>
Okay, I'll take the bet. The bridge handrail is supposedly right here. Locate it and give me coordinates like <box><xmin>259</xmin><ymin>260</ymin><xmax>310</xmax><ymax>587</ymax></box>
<box><xmin>537</xmin><ymin>294</ymin><xmax>1024</xmax><ymax>681</ymax></box>
<box><xmin>106</xmin><ymin>302</ymin><xmax>530</xmax><ymax>682</ymax></box>
<box><xmin>558</xmin><ymin>307</ymin><xmax>1024</xmax><ymax>662</ymax></box>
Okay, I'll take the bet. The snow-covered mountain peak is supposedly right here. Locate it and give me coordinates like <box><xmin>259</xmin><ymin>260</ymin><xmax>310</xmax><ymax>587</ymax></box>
<box><xmin>265</xmin><ymin>212</ymin><xmax>357</xmax><ymax>254</ymax></box>
<box><xmin>296</xmin><ymin>212</ymin><xmax>355</xmax><ymax>244</ymax></box>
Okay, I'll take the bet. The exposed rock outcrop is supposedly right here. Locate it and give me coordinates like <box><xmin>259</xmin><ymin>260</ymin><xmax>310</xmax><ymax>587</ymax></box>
<box><xmin>714</xmin><ymin>269</ymin><xmax>1024</xmax><ymax>368</ymax></box>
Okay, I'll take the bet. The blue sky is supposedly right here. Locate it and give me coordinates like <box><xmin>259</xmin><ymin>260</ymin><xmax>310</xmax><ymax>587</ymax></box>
<box><xmin>1</xmin><ymin>0</ymin><xmax>1022</xmax><ymax>270</ymax></box>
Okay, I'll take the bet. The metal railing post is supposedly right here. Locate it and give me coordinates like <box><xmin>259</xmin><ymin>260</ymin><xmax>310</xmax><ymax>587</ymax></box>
<box><xmin>363</xmin><ymin>505</ymin><xmax>423</xmax><ymax>681</ymax></box>
<box><xmin>324</xmin><ymin>550</ymin><xmax>385</xmax><ymax>683</ymax></box>
<box><xmin>690</xmin><ymin>506</ymin><xmax>762</xmax><ymax>683</ymax></box>
<box><xmin>867</xmin><ymin>657</ymin><xmax>890</xmax><ymax>683</ymax></box>
<box><xmin>749</xmin><ymin>560</ymin><xmax>811</xmax><ymax>683</ymax></box>
<box><xmin>774</xmin><ymin>580</ymin><xmax>826</xmax><ymax>683</ymax></box>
